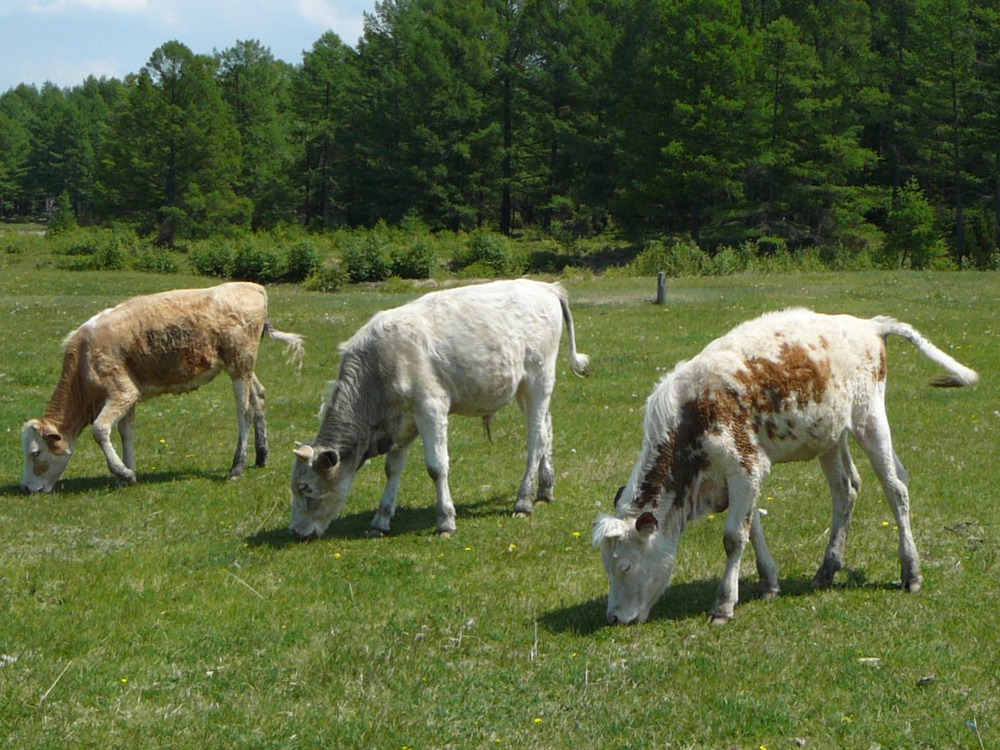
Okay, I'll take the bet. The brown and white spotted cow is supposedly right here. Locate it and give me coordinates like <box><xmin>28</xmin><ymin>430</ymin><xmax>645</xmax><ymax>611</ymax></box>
<box><xmin>21</xmin><ymin>282</ymin><xmax>304</xmax><ymax>492</ymax></box>
<box><xmin>593</xmin><ymin>308</ymin><xmax>978</xmax><ymax>625</ymax></box>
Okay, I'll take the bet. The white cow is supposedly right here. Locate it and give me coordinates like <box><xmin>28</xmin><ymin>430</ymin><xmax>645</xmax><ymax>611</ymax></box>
<box><xmin>289</xmin><ymin>279</ymin><xmax>590</xmax><ymax>539</ymax></box>
<box><xmin>593</xmin><ymin>308</ymin><xmax>978</xmax><ymax>625</ymax></box>
<box><xmin>21</xmin><ymin>282</ymin><xmax>304</xmax><ymax>492</ymax></box>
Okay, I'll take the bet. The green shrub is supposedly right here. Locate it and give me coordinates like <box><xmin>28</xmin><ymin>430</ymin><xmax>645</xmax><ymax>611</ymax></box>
<box><xmin>285</xmin><ymin>240</ymin><xmax>322</xmax><ymax>283</ymax></box>
<box><xmin>343</xmin><ymin>230</ymin><xmax>392</xmax><ymax>283</ymax></box>
<box><xmin>232</xmin><ymin>241</ymin><xmax>283</xmax><ymax>283</ymax></box>
<box><xmin>47</xmin><ymin>191</ymin><xmax>77</xmax><ymax>236</ymax></box>
<box><xmin>303</xmin><ymin>258</ymin><xmax>349</xmax><ymax>293</ymax></box>
<box><xmin>629</xmin><ymin>238</ymin><xmax>710</xmax><ymax>277</ymax></box>
<box><xmin>710</xmin><ymin>244</ymin><xmax>752</xmax><ymax>276</ymax></box>
<box><xmin>390</xmin><ymin>239</ymin><xmax>437</xmax><ymax>279</ymax></box>
<box><xmin>452</xmin><ymin>230</ymin><xmax>519</xmax><ymax>277</ymax></box>
<box><xmin>132</xmin><ymin>248</ymin><xmax>179</xmax><ymax>274</ymax></box>
<box><xmin>189</xmin><ymin>242</ymin><xmax>233</xmax><ymax>278</ymax></box>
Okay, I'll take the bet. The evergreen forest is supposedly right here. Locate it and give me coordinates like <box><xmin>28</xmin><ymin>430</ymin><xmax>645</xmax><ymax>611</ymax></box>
<box><xmin>2</xmin><ymin>0</ymin><xmax>999</xmax><ymax>270</ymax></box>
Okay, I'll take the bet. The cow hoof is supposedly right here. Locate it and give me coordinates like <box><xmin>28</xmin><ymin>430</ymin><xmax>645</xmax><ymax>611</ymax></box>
<box><xmin>436</xmin><ymin>529</ymin><xmax>455</xmax><ymax>539</ymax></box>
<box><xmin>904</xmin><ymin>578</ymin><xmax>922</xmax><ymax>593</ymax></box>
<box><xmin>709</xmin><ymin>614</ymin><xmax>731</xmax><ymax>626</ymax></box>
<box><xmin>366</xmin><ymin>527</ymin><xmax>389</xmax><ymax>539</ymax></box>
<box><xmin>759</xmin><ymin>590</ymin><xmax>779</xmax><ymax>602</ymax></box>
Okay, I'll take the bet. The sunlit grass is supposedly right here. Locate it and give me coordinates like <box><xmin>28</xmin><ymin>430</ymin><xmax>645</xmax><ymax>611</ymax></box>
<box><xmin>1</xmin><ymin>250</ymin><xmax>997</xmax><ymax>748</ymax></box>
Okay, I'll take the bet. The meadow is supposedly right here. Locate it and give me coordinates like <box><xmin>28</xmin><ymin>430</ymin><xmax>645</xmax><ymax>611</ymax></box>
<box><xmin>0</xmin><ymin>240</ymin><xmax>997</xmax><ymax>748</ymax></box>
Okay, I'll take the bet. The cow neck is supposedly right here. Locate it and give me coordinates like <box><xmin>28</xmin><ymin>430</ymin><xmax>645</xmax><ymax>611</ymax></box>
<box><xmin>42</xmin><ymin>340</ymin><xmax>100</xmax><ymax>440</ymax></box>
<box><xmin>315</xmin><ymin>359</ymin><xmax>379</xmax><ymax>454</ymax></box>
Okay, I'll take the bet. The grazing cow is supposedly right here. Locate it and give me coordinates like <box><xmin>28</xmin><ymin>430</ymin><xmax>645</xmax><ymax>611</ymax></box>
<box><xmin>21</xmin><ymin>282</ymin><xmax>304</xmax><ymax>492</ymax></box>
<box><xmin>289</xmin><ymin>279</ymin><xmax>590</xmax><ymax>539</ymax></box>
<box><xmin>593</xmin><ymin>308</ymin><xmax>978</xmax><ymax>626</ymax></box>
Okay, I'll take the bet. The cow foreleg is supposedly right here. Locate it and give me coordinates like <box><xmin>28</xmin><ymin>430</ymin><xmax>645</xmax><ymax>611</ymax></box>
<box><xmin>369</xmin><ymin>445</ymin><xmax>410</xmax><ymax>536</ymax></box>
<box><xmin>813</xmin><ymin>436</ymin><xmax>861</xmax><ymax>588</ymax></box>
<box><xmin>416</xmin><ymin>409</ymin><xmax>457</xmax><ymax>536</ymax></box>
<box><xmin>118</xmin><ymin>405</ymin><xmax>137</xmax><ymax>472</ymax></box>
<box><xmin>229</xmin><ymin>378</ymin><xmax>251</xmax><ymax>479</ymax></box>
<box><xmin>250</xmin><ymin>374</ymin><xmax>268</xmax><ymax>467</ymax></box>
<box><xmin>711</xmin><ymin>473</ymin><xmax>762</xmax><ymax>624</ymax></box>
<box><xmin>93</xmin><ymin>397</ymin><xmax>138</xmax><ymax>486</ymax></box>
<box><xmin>856</xmin><ymin>406</ymin><xmax>921</xmax><ymax>592</ymax></box>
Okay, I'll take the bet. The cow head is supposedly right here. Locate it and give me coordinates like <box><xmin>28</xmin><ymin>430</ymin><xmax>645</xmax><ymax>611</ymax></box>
<box><xmin>289</xmin><ymin>442</ymin><xmax>357</xmax><ymax>540</ymax></box>
<box><xmin>593</xmin><ymin>509</ymin><xmax>679</xmax><ymax>625</ymax></box>
<box><xmin>21</xmin><ymin>419</ymin><xmax>74</xmax><ymax>493</ymax></box>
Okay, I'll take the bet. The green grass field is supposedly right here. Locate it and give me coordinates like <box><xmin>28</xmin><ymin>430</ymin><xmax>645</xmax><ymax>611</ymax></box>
<box><xmin>1</xmin><ymin>245</ymin><xmax>997</xmax><ymax>748</ymax></box>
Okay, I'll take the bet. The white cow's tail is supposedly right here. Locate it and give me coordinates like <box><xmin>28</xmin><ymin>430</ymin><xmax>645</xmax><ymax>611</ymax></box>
<box><xmin>876</xmin><ymin>317</ymin><xmax>978</xmax><ymax>388</ymax></box>
<box><xmin>264</xmin><ymin>320</ymin><xmax>305</xmax><ymax>371</ymax></box>
<box><xmin>557</xmin><ymin>288</ymin><xmax>591</xmax><ymax>377</ymax></box>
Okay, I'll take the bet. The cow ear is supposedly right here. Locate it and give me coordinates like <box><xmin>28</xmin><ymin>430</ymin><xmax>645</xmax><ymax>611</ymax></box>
<box><xmin>635</xmin><ymin>511</ymin><xmax>659</xmax><ymax>539</ymax></box>
<box><xmin>293</xmin><ymin>443</ymin><xmax>314</xmax><ymax>463</ymax></box>
<box><xmin>40</xmin><ymin>425</ymin><xmax>69</xmax><ymax>456</ymax></box>
<box><xmin>314</xmin><ymin>448</ymin><xmax>340</xmax><ymax>472</ymax></box>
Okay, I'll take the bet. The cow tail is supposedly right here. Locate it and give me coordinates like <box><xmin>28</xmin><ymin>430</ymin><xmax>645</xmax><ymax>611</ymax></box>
<box><xmin>876</xmin><ymin>317</ymin><xmax>978</xmax><ymax>388</ymax></box>
<box><xmin>558</xmin><ymin>292</ymin><xmax>591</xmax><ymax>378</ymax></box>
<box><xmin>263</xmin><ymin>321</ymin><xmax>305</xmax><ymax>371</ymax></box>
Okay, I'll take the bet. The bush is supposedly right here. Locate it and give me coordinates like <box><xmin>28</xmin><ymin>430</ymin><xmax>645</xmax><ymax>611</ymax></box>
<box><xmin>285</xmin><ymin>240</ymin><xmax>321</xmax><ymax>283</ymax></box>
<box><xmin>132</xmin><ymin>248</ymin><xmax>179</xmax><ymax>274</ymax></box>
<box><xmin>710</xmin><ymin>244</ymin><xmax>752</xmax><ymax>276</ymax></box>
<box><xmin>303</xmin><ymin>259</ymin><xmax>349</xmax><ymax>293</ymax></box>
<box><xmin>343</xmin><ymin>230</ymin><xmax>392</xmax><ymax>283</ymax></box>
<box><xmin>232</xmin><ymin>240</ymin><xmax>283</xmax><ymax>283</ymax></box>
<box><xmin>628</xmin><ymin>238</ymin><xmax>710</xmax><ymax>277</ymax></box>
<box><xmin>390</xmin><ymin>239</ymin><xmax>437</xmax><ymax>279</ymax></box>
<box><xmin>189</xmin><ymin>242</ymin><xmax>233</xmax><ymax>278</ymax></box>
<box><xmin>452</xmin><ymin>230</ymin><xmax>519</xmax><ymax>277</ymax></box>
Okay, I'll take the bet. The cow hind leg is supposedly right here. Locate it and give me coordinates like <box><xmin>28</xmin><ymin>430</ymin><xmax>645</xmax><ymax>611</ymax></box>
<box><xmin>229</xmin><ymin>377</ymin><xmax>251</xmax><ymax>479</ymax></box>
<box><xmin>93</xmin><ymin>395</ymin><xmax>139</xmax><ymax>485</ymax></box>
<box><xmin>750</xmin><ymin>507</ymin><xmax>780</xmax><ymax>600</ymax></box>
<box><xmin>250</xmin><ymin>374</ymin><xmax>268</xmax><ymax>467</ymax></box>
<box><xmin>855</xmin><ymin>405</ymin><xmax>921</xmax><ymax>592</ymax></box>
<box><xmin>513</xmin><ymin>378</ymin><xmax>554</xmax><ymax>516</ymax></box>
<box><xmin>813</xmin><ymin>436</ymin><xmax>861</xmax><ymax>588</ymax></box>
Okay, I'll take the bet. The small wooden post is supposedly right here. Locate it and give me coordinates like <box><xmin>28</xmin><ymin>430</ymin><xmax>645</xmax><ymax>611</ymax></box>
<box><xmin>655</xmin><ymin>271</ymin><xmax>667</xmax><ymax>305</ymax></box>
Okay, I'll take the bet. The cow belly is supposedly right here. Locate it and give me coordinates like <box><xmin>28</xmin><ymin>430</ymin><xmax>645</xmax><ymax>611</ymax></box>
<box><xmin>757</xmin><ymin>411</ymin><xmax>843</xmax><ymax>464</ymax></box>
<box><xmin>139</xmin><ymin>360</ymin><xmax>224</xmax><ymax>396</ymax></box>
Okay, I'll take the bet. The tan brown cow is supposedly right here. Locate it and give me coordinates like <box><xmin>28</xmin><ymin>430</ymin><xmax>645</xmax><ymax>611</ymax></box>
<box><xmin>21</xmin><ymin>282</ymin><xmax>304</xmax><ymax>492</ymax></box>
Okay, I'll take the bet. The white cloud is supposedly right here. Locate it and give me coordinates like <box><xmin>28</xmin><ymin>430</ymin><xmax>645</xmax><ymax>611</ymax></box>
<box><xmin>28</xmin><ymin>0</ymin><xmax>150</xmax><ymax>13</ymax></box>
<box><xmin>296</xmin><ymin>0</ymin><xmax>342</xmax><ymax>28</ymax></box>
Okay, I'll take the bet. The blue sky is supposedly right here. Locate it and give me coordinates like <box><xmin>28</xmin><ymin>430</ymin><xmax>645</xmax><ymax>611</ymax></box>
<box><xmin>0</xmin><ymin>0</ymin><xmax>375</xmax><ymax>93</ymax></box>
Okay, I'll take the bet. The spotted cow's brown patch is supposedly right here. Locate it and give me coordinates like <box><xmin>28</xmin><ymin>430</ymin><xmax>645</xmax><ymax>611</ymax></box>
<box><xmin>637</xmin><ymin>343</ymin><xmax>835</xmax><ymax>507</ymax></box>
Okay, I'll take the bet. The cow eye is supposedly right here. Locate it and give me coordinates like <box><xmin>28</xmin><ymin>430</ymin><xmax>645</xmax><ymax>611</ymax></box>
<box><xmin>31</xmin><ymin>450</ymin><xmax>41</xmax><ymax>459</ymax></box>
<box><xmin>618</xmin><ymin>562</ymin><xmax>632</xmax><ymax>575</ymax></box>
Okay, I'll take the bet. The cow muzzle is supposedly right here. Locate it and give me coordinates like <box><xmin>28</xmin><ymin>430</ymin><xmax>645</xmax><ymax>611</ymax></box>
<box><xmin>607</xmin><ymin>612</ymin><xmax>642</xmax><ymax>626</ymax></box>
<box><xmin>290</xmin><ymin>527</ymin><xmax>320</xmax><ymax>542</ymax></box>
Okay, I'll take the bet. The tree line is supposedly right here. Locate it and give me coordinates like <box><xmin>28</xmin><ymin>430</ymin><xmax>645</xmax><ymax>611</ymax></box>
<box><xmin>1</xmin><ymin>0</ymin><xmax>998</xmax><ymax>267</ymax></box>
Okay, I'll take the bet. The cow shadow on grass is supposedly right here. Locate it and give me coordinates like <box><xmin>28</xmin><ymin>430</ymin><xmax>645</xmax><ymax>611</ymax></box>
<box><xmin>245</xmin><ymin>492</ymin><xmax>515</xmax><ymax>550</ymax></box>
<box><xmin>0</xmin><ymin>469</ymin><xmax>237</xmax><ymax>498</ymax></box>
<box><xmin>539</xmin><ymin>574</ymin><xmax>885</xmax><ymax>636</ymax></box>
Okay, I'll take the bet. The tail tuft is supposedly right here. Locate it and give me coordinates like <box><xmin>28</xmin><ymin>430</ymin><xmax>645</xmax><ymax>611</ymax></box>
<box><xmin>264</xmin><ymin>321</ymin><xmax>305</xmax><ymax>370</ymax></box>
